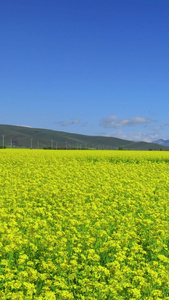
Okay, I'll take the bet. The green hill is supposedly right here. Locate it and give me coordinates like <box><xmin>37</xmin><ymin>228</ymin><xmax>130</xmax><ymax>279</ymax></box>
<box><xmin>0</xmin><ymin>124</ymin><xmax>168</xmax><ymax>150</ymax></box>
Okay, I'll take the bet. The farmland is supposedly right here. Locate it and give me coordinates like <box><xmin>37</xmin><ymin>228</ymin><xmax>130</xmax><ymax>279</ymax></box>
<box><xmin>0</xmin><ymin>150</ymin><xmax>169</xmax><ymax>299</ymax></box>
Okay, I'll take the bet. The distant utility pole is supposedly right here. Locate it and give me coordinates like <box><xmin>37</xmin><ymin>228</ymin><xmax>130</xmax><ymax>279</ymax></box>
<box><xmin>11</xmin><ymin>138</ymin><xmax>13</xmax><ymax>148</ymax></box>
<box><xmin>2</xmin><ymin>135</ymin><xmax>5</xmax><ymax>149</ymax></box>
<box><xmin>66</xmin><ymin>141</ymin><xmax>67</xmax><ymax>150</ymax></box>
<box><xmin>55</xmin><ymin>142</ymin><xmax>57</xmax><ymax>150</ymax></box>
<box><xmin>31</xmin><ymin>138</ymin><xmax>33</xmax><ymax>149</ymax></box>
<box><xmin>51</xmin><ymin>140</ymin><xmax>53</xmax><ymax>149</ymax></box>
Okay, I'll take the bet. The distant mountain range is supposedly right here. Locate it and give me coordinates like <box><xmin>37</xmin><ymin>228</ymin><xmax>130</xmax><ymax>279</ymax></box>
<box><xmin>153</xmin><ymin>139</ymin><xmax>169</xmax><ymax>146</ymax></box>
<box><xmin>0</xmin><ymin>124</ymin><xmax>169</xmax><ymax>150</ymax></box>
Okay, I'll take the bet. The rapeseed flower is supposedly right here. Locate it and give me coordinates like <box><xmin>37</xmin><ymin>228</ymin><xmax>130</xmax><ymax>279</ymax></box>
<box><xmin>0</xmin><ymin>149</ymin><xmax>169</xmax><ymax>298</ymax></box>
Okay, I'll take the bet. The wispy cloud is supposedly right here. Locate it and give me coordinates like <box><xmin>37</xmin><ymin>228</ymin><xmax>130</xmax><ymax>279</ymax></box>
<box><xmin>106</xmin><ymin>129</ymin><xmax>160</xmax><ymax>143</ymax></box>
<box><xmin>101</xmin><ymin>115</ymin><xmax>151</xmax><ymax>128</ymax></box>
<box><xmin>58</xmin><ymin>121</ymin><xmax>69</xmax><ymax>127</ymax></box>
<box><xmin>17</xmin><ymin>125</ymin><xmax>32</xmax><ymax>128</ymax></box>
<box><xmin>150</xmin><ymin>126</ymin><xmax>163</xmax><ymax>131</ymax></box>
<box><xmin>57</xmin><ymin>120</ymin><xmax>80</xmax><ymax>127</ymax></box>
<box><xmin>100</xmin><ymin>115</ymin><xmax>117</xmax><ymax>128</ymax></box>
<box><xmin>72</xmin><ymin>120</ymin><xmax>80</xmax><ymax>124</ymax></box>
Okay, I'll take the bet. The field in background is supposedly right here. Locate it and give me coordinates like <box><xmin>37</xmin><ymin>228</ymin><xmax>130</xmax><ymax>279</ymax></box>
<box><xmin>0</xmin><ymin>150</ymin><xmax>169</xmax><ymax>299</ymax></box>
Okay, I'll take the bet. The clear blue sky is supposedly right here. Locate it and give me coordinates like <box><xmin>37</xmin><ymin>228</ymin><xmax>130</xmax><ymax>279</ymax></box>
<box><xmin>1</xmin><ymin>0</ymin><xmax>169</xmax><ymax>142</ymax></box>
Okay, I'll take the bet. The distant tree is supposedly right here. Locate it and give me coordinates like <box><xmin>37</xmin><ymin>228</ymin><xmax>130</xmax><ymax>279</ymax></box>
<box><xmin>118</xmin><ymin>146</ymin><xmax>123</xmax><ymax>150</ymax></box>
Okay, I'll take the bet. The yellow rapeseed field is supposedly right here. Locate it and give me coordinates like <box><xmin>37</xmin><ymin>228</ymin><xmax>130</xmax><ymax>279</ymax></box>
<box><xmin>0</xmin><ymin>149</ymin><xmax>169</xmax><ymax>299</ymax></box>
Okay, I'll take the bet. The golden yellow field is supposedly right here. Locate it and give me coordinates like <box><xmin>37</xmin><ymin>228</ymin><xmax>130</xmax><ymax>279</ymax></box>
<box><xmin>0</xmin><ymin>149</ymin><xmax>169</xmax><ymax>299</ymax></box>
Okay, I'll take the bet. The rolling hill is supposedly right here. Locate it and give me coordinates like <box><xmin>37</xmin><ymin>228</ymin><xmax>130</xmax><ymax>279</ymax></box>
<box><xmin>153</xmin><ymin>139</ymin><xmax>169</xmax><ymax>147</ymax></box>
<box><xmin>0</xmin><ymin>124</ymin><xmax>168</xmax><ymax>150</ymax></box>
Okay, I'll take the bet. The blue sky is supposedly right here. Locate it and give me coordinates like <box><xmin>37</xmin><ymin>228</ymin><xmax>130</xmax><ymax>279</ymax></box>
<box><xmin>1</xmin><ymin>0</ymin><xmax>169</xmax><ymax>142</ymax></box>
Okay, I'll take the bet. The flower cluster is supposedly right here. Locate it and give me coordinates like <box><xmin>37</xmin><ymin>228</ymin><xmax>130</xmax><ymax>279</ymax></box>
<box><xmin>0</xmin><ymin>149</ymin><xmax>169</xmax><ymax>299</ymax></box>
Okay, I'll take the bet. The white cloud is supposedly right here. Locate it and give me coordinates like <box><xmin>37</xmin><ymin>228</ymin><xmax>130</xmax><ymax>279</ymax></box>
<box><xmin>100</xmin><ymin>115</ymin><xmax>117</xmax><ymax>127</ymax></box>
<box><xmin>106</xmin><ymin>129</ymin><xmax>161</xmax><ymax>143</ymax></box>
<box><xmin>58</xmin><ymin>121</ymin><xmax>69</xmax><ymax>127</ymax></box>
<box><xmin>72</xmin><ymin>120</ymin><xmax>80</xmax><ymax>124</ymax></box>
<box><xmin>57</xmin><ymin>119</ymin><xmax>80</xmax><ymax>126</ymax></box>
<box><xmin>150</xmin><ymin>126</ymin><xmax>163</xmax><ymax>131</ymax></box>
<box><xmin>17</xmin><ymin>125</ymin><xmax>32</xmax><ymax>128</ymax></box>
<box><xmin>101</xmin><ymin>115</ymin><xmax>151</xmax><ymax>128</ymax></box>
